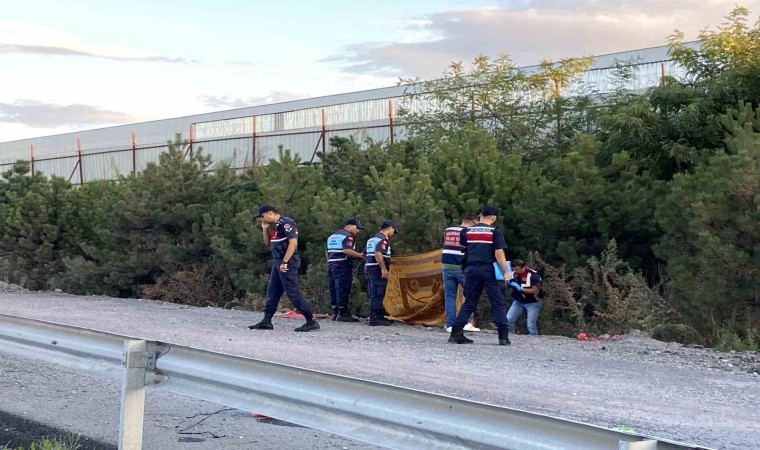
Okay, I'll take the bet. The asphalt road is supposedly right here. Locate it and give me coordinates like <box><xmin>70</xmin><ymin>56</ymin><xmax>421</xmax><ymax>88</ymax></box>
<box><xmin>1</xmin><ymin>291</ymin><xmax>759</xmax><ymax>449</ymax></box>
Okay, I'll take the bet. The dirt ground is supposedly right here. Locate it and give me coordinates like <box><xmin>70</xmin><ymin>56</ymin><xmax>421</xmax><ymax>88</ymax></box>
<box><xmin>1</xmin><ymin>290</ymin><xmax>758</xmax><ymax>450</ymax></box>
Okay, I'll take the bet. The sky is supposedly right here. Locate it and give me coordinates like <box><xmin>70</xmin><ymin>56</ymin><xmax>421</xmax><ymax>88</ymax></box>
<box><xmin>1</xmin><ymin>0</ymin><xmax>758</xmax><ymax>142</ymax></box>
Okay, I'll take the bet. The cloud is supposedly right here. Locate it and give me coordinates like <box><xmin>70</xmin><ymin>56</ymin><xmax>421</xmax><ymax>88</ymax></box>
<box><xmin>324</xmin><ymin>0</ymin><xmax>760</xmax><ymax>78</ymax></box>
<box><xmin>223</xmin><ymin>60</ymin><xmax>259</xmax><ymax>66</ymax></box>
<box><xmin>198</xmin><ymin>91</ymin><xmax>312</xmax><ymax>109</ymax></box>
<box><xmin>0</xmin><ymin>43</ymin><xmax>197</xmax><ymax>64</ymax></box>
<box><xmin>0</xmin><ymin>100</ymin><xmax>137</xmax><ymax>128</ymax></box>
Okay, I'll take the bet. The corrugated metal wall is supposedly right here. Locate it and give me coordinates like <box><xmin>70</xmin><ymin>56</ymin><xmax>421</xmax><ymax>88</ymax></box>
<box><xmin>0</xmin><ymin>44</ymin><xmax>693</xmax><ymax>182</ymax></box>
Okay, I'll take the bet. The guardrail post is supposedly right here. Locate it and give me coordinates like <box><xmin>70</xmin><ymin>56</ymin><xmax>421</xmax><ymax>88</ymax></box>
<box><xmin>119</xmin><ymin>339</ymin><xmax>148</xmax><ymax>450</ymax></box>
<box><xmin>620</xmin><ymin>439</ymin><xmax>658</xmax><ymax>450</ymax></box>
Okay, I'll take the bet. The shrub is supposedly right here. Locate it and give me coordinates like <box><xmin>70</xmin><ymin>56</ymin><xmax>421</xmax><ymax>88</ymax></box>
<box><xmin>715</xmin><ymin>323</ymin><xmax>759</xmax><ymax>352</ymax></box>
<box><xmin>651</xmin><ymin>324</ymin><xmax>703</xmax><ymax>345</ymax></box>
<box><xmin>140</xmin><ymin>262</ymin><xmax>238</xmax><ymax>307</ymax></box>
<box><xmin>531</xmin><ymin>240</ymin><xmax>671</xmax><ymax>335</ymax></box>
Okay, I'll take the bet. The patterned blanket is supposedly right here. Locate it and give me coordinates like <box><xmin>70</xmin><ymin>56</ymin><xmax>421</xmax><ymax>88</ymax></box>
<box><xmin>383</xmin><ymin>249</ymin><xmax>463</xmax><ymax>326</ymax></box>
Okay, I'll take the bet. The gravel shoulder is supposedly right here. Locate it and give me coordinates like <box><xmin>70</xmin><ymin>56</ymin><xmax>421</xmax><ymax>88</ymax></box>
<box><xmin>0</xmin><ymin>351</ymin><xmax>379</xmax><ymax>450</ymax></box>
<box><xmin>1</xmin><ymin>291</ymin><xmax>759</xmax><ymax>450</ymax></box>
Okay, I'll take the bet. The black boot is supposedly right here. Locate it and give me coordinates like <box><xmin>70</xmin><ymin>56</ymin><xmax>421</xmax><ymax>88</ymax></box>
<box><xmin>448</xmin><ymin>325</ymin><xmax>473</xmax><ymax>344</ymax></box>
<box><xmin>498</xmin><ymin>329</ymin><xmax>511</xmax><ymax>346</ymax></box>
<box><xmin>248</xmin><ymin>312</ymin><xmax>274</xmax><ymax>330</ymax></box>
<box><xmin>336</xmin><ymin>306</ymin><xmax>360</xmax><ymax>322</ymax></box>
<box><xmin>294</xmin><ymin>313</ymin><xmax>320</xmax><ymax>332</ymax></box>
<box><xmin>368</xmin><ymin>310</ymin><xmax>392</xmax><ymax>326</ymax></box>
<box><xmin>331</xmin><ymin>306</ymin><xmax>339</xmax><ymax>321</ymax></box>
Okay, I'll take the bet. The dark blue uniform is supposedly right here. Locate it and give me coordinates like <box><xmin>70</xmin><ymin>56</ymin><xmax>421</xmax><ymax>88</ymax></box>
<box><xmin>453</xmin><ymin>224</ymin><xmax>509</xmax><ymax>332</ymax></box>
<box><xmin>364</xmin><ymin>233</ymin><xmax>391</xmax><ymax>312</ymax></box>
<box><xmin>326</xmin><ymin>229</ymin><xmax>357</xmax><ymax>310</ymax></box>
<box><xmin>264</xmin><ymin>216</ymin><xmax>312</xmax><ymax>315</ymax></box>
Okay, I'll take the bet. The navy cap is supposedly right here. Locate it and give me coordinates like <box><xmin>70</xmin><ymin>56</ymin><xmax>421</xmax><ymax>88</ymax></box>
<box><xmin>380</xmin><ymin>220</ymin><xmax>399</xmax><ymax>234</ymax></box>
<box><xmin>344</xmin><ymin>218</ymin><xmax>365</xmax><ymax>229</ymax></box>
<box><xmin>480</xmin><ymin>205</ymin><xmax>499</xmax><ymax>217</ymax></box>
<box><xmin>254</xmin><ymin>204</ymin><xmax>277</xmax><ymax>218</ymax></box>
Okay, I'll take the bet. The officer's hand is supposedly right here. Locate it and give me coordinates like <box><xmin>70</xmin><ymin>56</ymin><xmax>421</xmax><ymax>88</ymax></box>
<box><xmin>381</xmin><ymin>269</ymin><xmax>389</xmax><ymax>279</ymax></box>
<box><xmin>279</xmin><ymin>262</ymin><xmax>289</xmax><ymax>273</ymax></box>
<box><xmin>508</xmin><ymin>281</ymin><xmax>522</xmax><ymax>291</ymax></box>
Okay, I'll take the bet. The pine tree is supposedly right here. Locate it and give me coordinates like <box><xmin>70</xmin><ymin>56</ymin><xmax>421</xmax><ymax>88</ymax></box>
<box><xmin>656</xmin><ymin>103</ymin><xmax>759</xmax><ymax>336</ymax></box>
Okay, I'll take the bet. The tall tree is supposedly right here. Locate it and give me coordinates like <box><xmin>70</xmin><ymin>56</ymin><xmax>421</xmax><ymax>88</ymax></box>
<box><xmin>655</xmin><ymin>103</ymin><xmax>759</xmax><ymax>335</ymax></box>
<box><xmin>399</xmin><ymin>54</ymin><xmax>594</xmax><ymax>158</ymax></box>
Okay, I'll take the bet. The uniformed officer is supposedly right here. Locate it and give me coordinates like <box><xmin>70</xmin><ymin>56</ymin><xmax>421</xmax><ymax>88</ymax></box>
<box><xmin>442</xmin><ymin>213</ymin><xmax>481</xmax><ymax>333</ymax></box>
<box><xmin>326</xmin><ymin>218</ymin><xmax>365</xmax><ymax>322</ymax></box>
<box><xmin>364</xmin><ymin>220</ymin><xmax>397</xmax><ymax>326</ymax></box>
<box><xmin>448</xmin><ymin>205</ymin><xmax>511</xmax><ymax>346</ymax></box>
<box><xmin>248</xmin><ymin>205</ymin><xmax>319</xmax><ymax>332</ymax></box>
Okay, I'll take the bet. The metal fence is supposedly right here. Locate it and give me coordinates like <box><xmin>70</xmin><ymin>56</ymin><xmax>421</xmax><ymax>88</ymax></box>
<box><xmin>0</xmin><ymin>313</ymin><xmax>709</xmax><ymax>450</ymax></box>
<box><xmin>0</xmin><ymin>59</ymin><xmax>686</xmax><ymax>184</ymax></box>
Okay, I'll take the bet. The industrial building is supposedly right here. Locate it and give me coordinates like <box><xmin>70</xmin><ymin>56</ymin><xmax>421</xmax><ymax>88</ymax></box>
<box><xmin>0</xmin><ymin>44</ymin><xmax>691</xmax><ymax>183</ymax></box>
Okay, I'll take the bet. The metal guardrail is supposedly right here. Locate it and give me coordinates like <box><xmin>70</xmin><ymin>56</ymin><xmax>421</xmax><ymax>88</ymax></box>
<box><xmin>0</xmin><ymin>313</ymin><xmax>709</xmax><ymax>450</ymax></box>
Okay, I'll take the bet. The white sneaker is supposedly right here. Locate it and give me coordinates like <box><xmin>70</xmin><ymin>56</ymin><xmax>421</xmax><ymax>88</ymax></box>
<box><xmin>445</xmin><ymin>327</ymin><xmax>452</xmax><ymax>333</ymax></box>
<box><xmin>464</xmin><ymin>323</ymin><xmax>481</xmax><ymax>332</ymax></box>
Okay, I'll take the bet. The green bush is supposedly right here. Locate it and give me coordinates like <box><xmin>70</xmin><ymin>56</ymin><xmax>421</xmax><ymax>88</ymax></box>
<box><xmin>651</xmin><ymin>324</ymin><xmax>703</xmax><ymax>345</ymax></box>
<box><xmin>715</xmin><ymin>323</ymin><xmax>759</xmax><ymax>352</ymax></box>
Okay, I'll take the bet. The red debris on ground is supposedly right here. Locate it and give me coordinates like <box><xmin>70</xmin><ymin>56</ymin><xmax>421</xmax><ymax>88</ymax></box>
<box><xmin>577</xmin><ymin>333</ymin><xmax>621</xmax><ymax>342</ymax></box>
<box><xmin>278</xmin><ymin>309</ymin><xmax>331</xmax><ymax>320</ymax></box>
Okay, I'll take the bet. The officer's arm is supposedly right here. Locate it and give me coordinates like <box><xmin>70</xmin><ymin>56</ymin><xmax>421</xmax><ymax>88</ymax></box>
<box><xmin>261</xmin><ymin>223</ymin><xmax>271</xmax><ymax>246</ymax></box>
<box><xmin>494</xmin><ymin>249</ymin><xmax>509</xmax><ymax>280</ymax></box>
<box><xmin>283</xmin><ymin>238</ymin><xmax>298</xmax><ymax>263</ymax></box>
<box><xmin>375</xmin><ymin>251</ymin><xmax>387</xmax><ymax>272</ymax></box>
<box><xmin>343</xmin><ymin>249</ymin><xmax>364</xmax><ymax>259</ymax></box>
<box><xmin>460</xmin><ymin>228</ymin><xmax>468</xmax><ymax>268</ymax></box>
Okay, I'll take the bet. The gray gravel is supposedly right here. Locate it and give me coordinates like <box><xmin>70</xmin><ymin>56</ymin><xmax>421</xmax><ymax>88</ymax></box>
<box><xmin>1</xmin><ymin>290</ymin><xmax>759</xmax><ymax>450</ymax></box>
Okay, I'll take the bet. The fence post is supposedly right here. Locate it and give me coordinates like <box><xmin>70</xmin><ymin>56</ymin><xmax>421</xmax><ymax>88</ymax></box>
<box><xmin>660</xmin><ymin>62</ymin><xmax>666</xmax><ymax>86</ymax></box>
<box><xmin>554</xmin><ymin>79</ymin><xmax>562</xmax><ymax>140</ymax></box>
<box><xmin>321</xmin><ymin>109</ymin><xmax>326</xmax><ymax>154</ymax></box>
<box><xmin>131</xmin><ymin>132</ymin><xmax>137</xmax><ymax>175</ymax></box>
<box><xmin>30</xmin><ymin>144</ymin><xmax>35</xmax><ymax>176</ymax></box>
<box><xmin>252</xmin><ymin>116</ymin><xmax>257</xmax><ymax>167</ymax></box>
<box><xmin>119</xmin><ymin>339</ymin><xmax>148</xmax><ymax>450</ymax></box>
<box><xmin>388</xmin><ymin>100</ymin><xmax>394</xmax><ymax>145</ymax></box>
<box><xmin>76</xmin><ymin>138</ymin><xmax>84</xmax><ymax>184</ymax></box>
<box><xmin>188</xmin><ymin>124</ymin><xmax>194</xmax><ymax>159</ymax></box>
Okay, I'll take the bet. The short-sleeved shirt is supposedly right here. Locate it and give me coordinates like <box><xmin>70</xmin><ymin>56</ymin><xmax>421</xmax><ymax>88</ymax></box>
<box><xmin>442</xmin><ymin>226</ymin><xmax>466</xmax><ymax>270</ymax></box>
<box><xmin>364</xmin><ymin>233</ymin><xmax>391</xmax><ymax>274</ymax></box>
<box><xmin>326</xmin><ymin>229</ymin><xmax>356</xmax><ymax>267</ymax></box>
<box><xmin>460</xmin><ymin>223</ymin><xmax>508</xmax><ymax>265</ymax></box>
<box><xmin>269</xmin><ymin>216</ymin><xmax>298</xmax><ymax>260</ymax></box>
<box><xmin>510</xmin><ymin>268</ymin><xmax>542</xmax><ymax>303</ymax></box>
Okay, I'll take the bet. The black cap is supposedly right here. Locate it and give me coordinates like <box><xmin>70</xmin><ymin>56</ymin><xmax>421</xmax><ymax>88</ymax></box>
<box><xmin>480</xmin><ymin>205</ymin><xmax>499</xmax><ymax>217</ymax></box>
<box><xmin>380</xmin><ymin>220</ymin><xmax>398</xmax><ymax>234</ymax></box>
<box><xmin>254</xmin><ymin>205</ymin><xmax>277</xmax><ymax>218</ymax></box>
<box><xmin>344</xmin><ymin>218</ymin><xmax>365</xmax><ymax>229</ymax></box>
